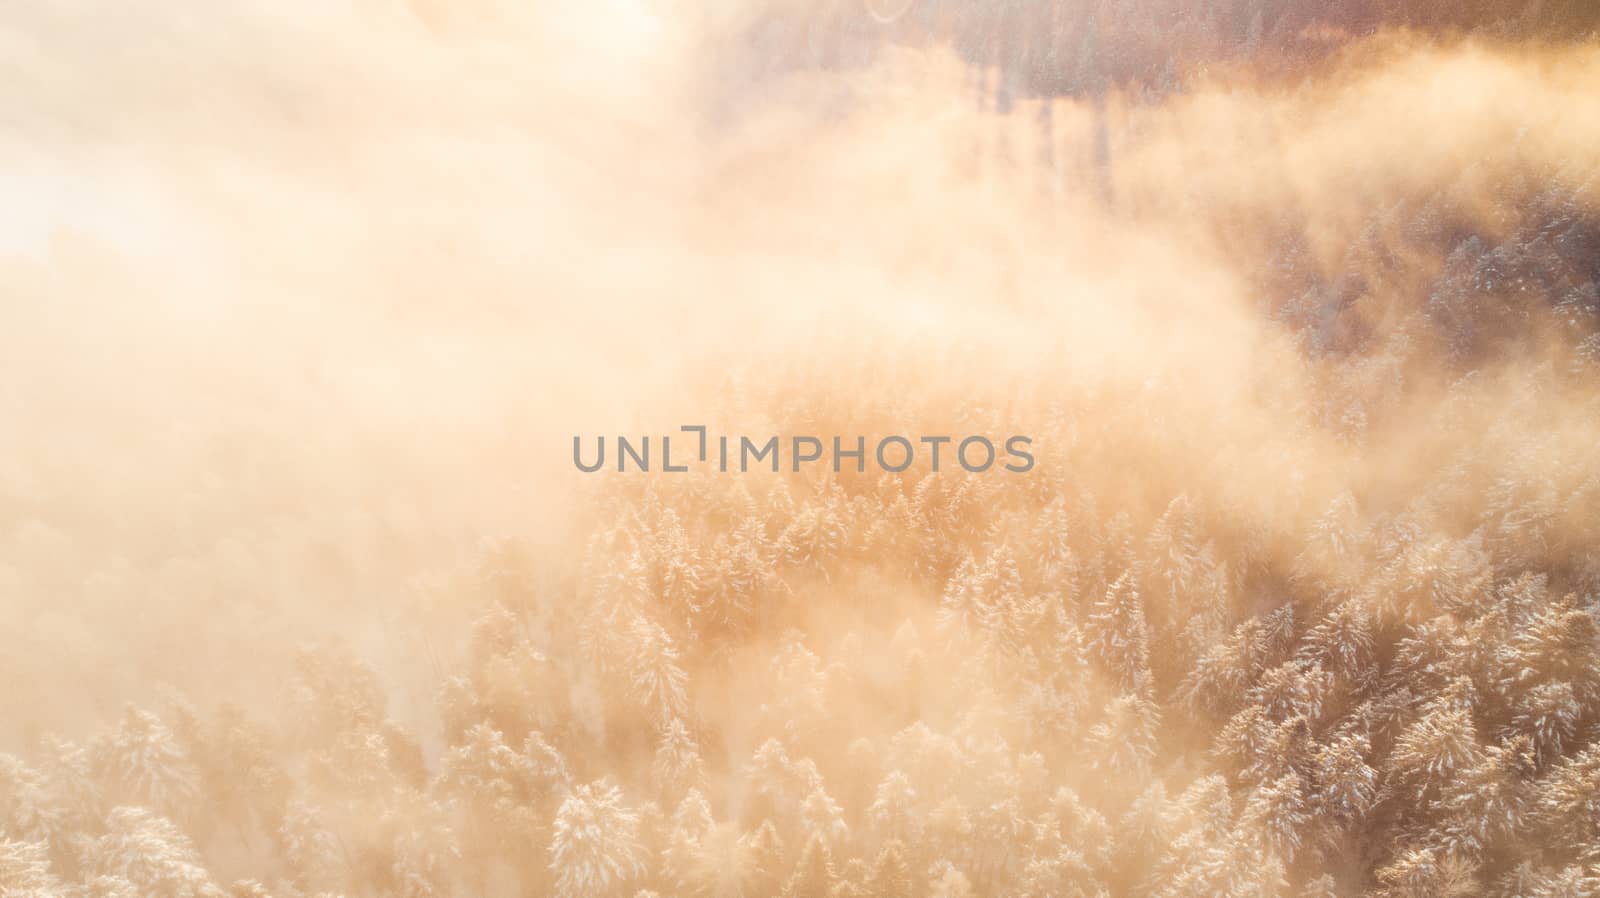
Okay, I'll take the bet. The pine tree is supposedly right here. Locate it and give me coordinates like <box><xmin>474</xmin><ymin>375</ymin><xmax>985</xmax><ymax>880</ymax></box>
<box><xmin>867</xmin><ymin>772</ymin><xmax>918</xmax><ymax>844</ymax></box>
<box><xmin>1180</xmin><ymin>617</ymin><xmax>1272</xmax><ymax>718</ymax></box>
<box><xmin>927</xmin><ymin>864</ymin><xmax>973</xmax><ymax>898</ymax></box>
<box><xmin>1240</xmin><ymin>772</ymin><xmax>1309</xmax><ymax>864</ymax></box>
<box><xmin>1086</xmin><ymin>572</ymin><xmax>1153</xmax><ymax>694</ymax></box>
<box><xmin>1310</xmin><ymin>732</ymin><xmax>1377</xmax><ymax>834</ymax></box>
<box><xmin>0</xmin><ymin>756</ymin><xmax>64</xmax><ymax>847</ymax></box>
<box><xmin>85</xmin><ymin>807</ymin><xmax>221</xmax><ymax>898</ymax></box>
<box><xmin>653</xmin><ymin>718</ymin><xmax>707</xmax><ymax>800</ymax></box>
<box><xmin>1389</xmin><ymin>706</ymin><xmax>1483</xmax><ymax>808</ymax></box>
<box><xmin>1439</xmin><ymin>738</ymin><xmax>1532</xmax><ymax>857</ymax></box>
<box><xmin>1533</xmin><ymin>744</ymin><xmax>1600</xmax><ymax>862</ymax></box>
<box><xmin>276</xmin><ymin>800</ymin><xmax>343</xmax><ymax>892</ymax></box>
<box><xmin>1087</xmin><ymin>693</ymin><xmax>1159</xmax><ymax>782</ymax></box>
<box><xmin>1373</xmin><ymin>847</ymin><xmax>1478</xmax><ymax>898</ymax></box>
<box><xmin>1503</xmin><ymin>681</ymin><xmax>1580</xmax><ymax>770</ymax></box>
<box><xmin>388</xmin><ymin>792</ymin><xmax>460</xmax><ymax>898</ymax></box>
<box><xmin>782</xmin><ymin>834</ymin><xmax>834</xmax><ymax>898</ymax></box>
<box><xmin>550</xmin><ymin>780</ymin><xmax>646</xmax><ymax>898</ymax></box>
<box><xmin>628</xmin><ymin>615</ymin><xmax>690</xmax><ymax>726</ymax></box>
<box><xmin>799</xmin><ymin>787</ymin><xmax>847</xmax><ymax>849</ymax></box>
<box><xmin>865</xmin><ymin>840</ymin><xmax>913</xmax><ymax>898</ymax></box>
<box><xmin>0</xmin><ymin>839</ymin><xmax>63</xmax><ymax>897</ymax></box>
<box><xmin>435</xmin><ymin>723</ymin><xmax>547</xmax><ymax>857</ymax></box>
<box><xmin>92</xmin><ymin>707</ymin><xmax>200</xmax><ymax>821</ymax></box>
<box><xmin>1141</xmin><ymin>494</ymin><xmax>1202</xmax><ymax>632</ymax></box>
<box><xmin>1299</xmin><ymin>600</ymin><xmax>1377</xmax><ymax>690</ymax></box>
<box><xmin>744</xmin><ymin>819</ymin><xmax>787</xmax><ymax>898</ymax></box>
<box><xmin>663</xmin><ymin>788</ymin><xmax>715</xmax><ymax>893</ymax></box>
<box><xmin>285</xmin><ymin>646</ymin><xmax>386</xmax><ymax>748</ymax></box>
<box><xmin>1248</xmin><ymin>660</ymin><xmax>1333</xmax><ymax>726</ymax></box>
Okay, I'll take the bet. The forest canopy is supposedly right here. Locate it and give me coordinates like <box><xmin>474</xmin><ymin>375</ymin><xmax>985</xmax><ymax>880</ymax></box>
<box><xmin>2</xmin><ymin>2</ymin><xmax>1599</xmax><ymax>898</ymax></box>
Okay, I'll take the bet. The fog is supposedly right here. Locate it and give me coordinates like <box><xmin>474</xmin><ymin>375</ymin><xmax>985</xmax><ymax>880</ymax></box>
<box><xmin>2</xmin><ymin>3</ymin><xmax>1599</xmax><ymax>897</ymax></box>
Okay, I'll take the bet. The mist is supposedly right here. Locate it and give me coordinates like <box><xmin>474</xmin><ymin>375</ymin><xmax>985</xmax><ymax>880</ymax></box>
<box><xmin>3</xmin><ymin>2</ymin><xmax>1599</xmax><ymax>897</ymax></box>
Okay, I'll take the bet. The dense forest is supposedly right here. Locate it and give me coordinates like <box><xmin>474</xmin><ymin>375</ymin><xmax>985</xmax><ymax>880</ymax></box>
<box><xmin>3</xmin><ymin>2</ymin><xmax>1600</xmax><ymax>898</ymax></box>
<box><xmin>729</xmin><ymin>0</ymin><xmax>1600</xmax><ymax>104</ymax></box>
